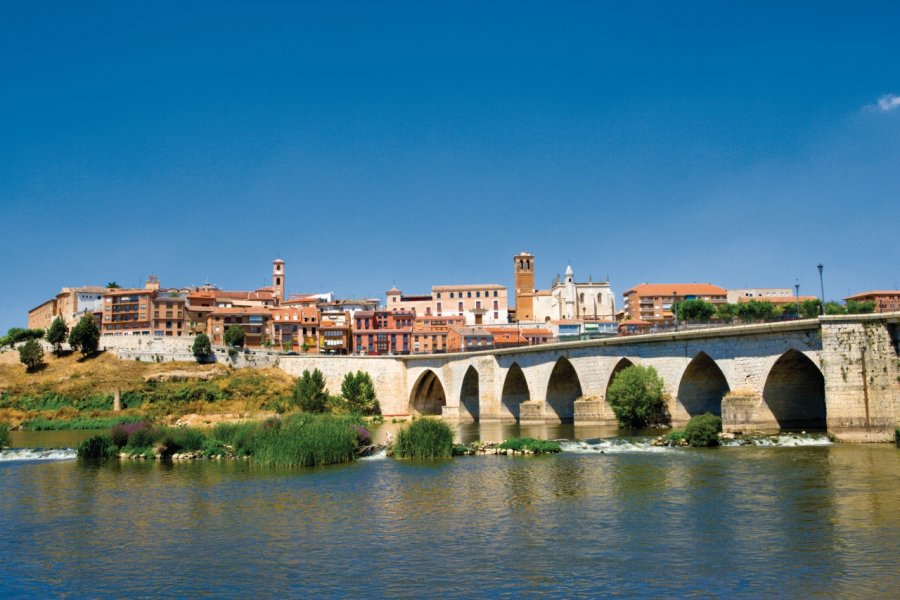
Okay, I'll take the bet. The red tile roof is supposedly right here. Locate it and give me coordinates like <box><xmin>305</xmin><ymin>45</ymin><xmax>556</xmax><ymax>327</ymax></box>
<box><xmin>624</xmin><ymin>283</ymin><xmax>727</xmax><ymax>297</ymax></box>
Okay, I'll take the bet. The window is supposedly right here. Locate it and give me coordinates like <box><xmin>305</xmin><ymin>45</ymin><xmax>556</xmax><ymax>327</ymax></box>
<box><xmin>436</xmin><ymin>292</ymin><xmax>441</xmax><ymax>299</ymax></box>
<box><xmin>493</xmin><ymin>291</ymin><xmax>498</xmax><ymax>297</ymax></box>
<box><xmin>450</xmin><ymin>292</ymin><xmax>454</xmax><ymax>298</ymax></box>
<box><xmin>467</xmin><ymin>291</ymin><xmax>472</xmax><ymax>298</ymax></box>
<box><xmin>476</xmin><ymin>291</ymin><xmax>481</xmax><ymax>298</ymax></box>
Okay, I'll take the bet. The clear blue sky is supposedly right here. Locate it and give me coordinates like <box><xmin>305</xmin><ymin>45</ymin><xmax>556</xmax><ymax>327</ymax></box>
<box><xmin>2</xmin><ymin>1</ymin><xmax>899</xmax><ymax>332</ymax></box>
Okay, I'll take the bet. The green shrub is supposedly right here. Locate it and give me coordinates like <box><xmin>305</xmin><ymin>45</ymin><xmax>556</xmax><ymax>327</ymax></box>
<box><xmin>684</xmin><ymin>413</ymin><xmax>722</xmax><ymax>447</ymax></box>
<box><xmin>394</xmin><ymin>419</ymin><xmax>454</xmax><ymax>459</ymax></box>
<box><xmin>293</xmin><ymin>368</ymin><xmax>328</xmax><ymax>413</ymax></box>
<box><xmin>498</xmin><ymin>437</ymin><xmax>561</xmax><ymax>453</ymax></box>
<box><xmin>77</xmin><ymin>435</ymin><xmax>119</xmax><ymax>460</ymax></box>
<box><xmin>0</xmin><ymin>423</ymin><xmax>10</xmax><ymax>448</ymax></box>
<box><xmin>201</xmin><ymin>438</ymin><xmax>228</xmax><ymax>457</ymax></box>
<box><xmin>606</xmin><ymin>365</ymin><xmax>669</xmax><ymax>429</ymax></box>
<box><xmin>192</xmin><ymin>333</ymin><xmax>212</xmax><ymax>361</ymax></box>
<box><xmin>251</xmin><ymin>414</ymin><xmax>359</xmax><ymax>467</ymax></box>
<box><xmin>158</xmin><ymin>427</ymin><xmax>207</xmax><ymax>456</ymax></box>
<box><xmin>18</xmin><ymin>339</ymin><xmax>45</xmax><ymax>371</ymax></box>
<box><xmin>666</xmin><ymin>430</ymin><xmax>685</xmax><ymax>443</ymax></box>
<box><xmin>341</xmin><ymin>371</ymin><xmax>380</xmax><ymax>415</ymax></box>
<box><xmin>211</xmin><ymin>421</ymin><xmax>260</xmax><ymax>456</ymax></box>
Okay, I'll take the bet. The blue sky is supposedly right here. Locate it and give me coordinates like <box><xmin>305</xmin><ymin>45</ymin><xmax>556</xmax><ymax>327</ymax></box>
<box><xmin>2</xmin><ymin>1</ymin><xmax>899</xmax><ymax>331</ymax></box>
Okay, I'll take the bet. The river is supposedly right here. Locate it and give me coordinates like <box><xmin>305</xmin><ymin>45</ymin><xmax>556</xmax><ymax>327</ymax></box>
<box><xmin>1</xmin><ymin>427</ymin><xmax>898</xmax><ymax>598</ymax></box>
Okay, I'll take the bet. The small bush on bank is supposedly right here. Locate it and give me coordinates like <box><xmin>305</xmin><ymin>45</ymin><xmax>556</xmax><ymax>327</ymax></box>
<box><xmin>498</xmin><ymin>437</ymin><xmax>561</xmax><ymax>453</ymax></box>
<box><xmin>394</xmin><ymin>419</ymin><xmax>454</xmax><ymax>459</ymax></box>
<box><xmin>684</xmin><ymin>413</ymin><xmax>722</xmax><ymax>447</ymax></box>
<box><xmin>0</xmin><ymin>423</ymin><xmax>10</xmax><ymax>448</ymax></box>
<box><xmin>158</xmin><ymin>427</ymin><xmax>207</xmax><ymax>457</ymax></box>
<box><xmin>666</xmin><ymin>430</ymin><xmax>685</xmax><ymax>443</ymax></box>
<box><xmin>77</xmin><ymin>435</ymin><xmax>119</xmax><ymax>460</ymax></box>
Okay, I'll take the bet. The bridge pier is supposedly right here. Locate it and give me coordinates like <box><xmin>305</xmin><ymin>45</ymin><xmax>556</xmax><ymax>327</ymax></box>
<box><xmin>721</xmin><ymin>392</ymin><xmax>779</xmax><ymax>434</ymax></box>
<box><xmin>518</xmin><ymin>400</ymin><xmax>547</xmax><ymax>424</ymax></box>
<box><xmin>573</xmin><ymin>398</ymin><xmax>617</xmax><ymax>425</ymax></box>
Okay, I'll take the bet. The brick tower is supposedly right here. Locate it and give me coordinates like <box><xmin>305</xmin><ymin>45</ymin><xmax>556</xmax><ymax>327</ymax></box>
<box><xmin>514</xmin><ymin>251</ymin><xmax>535</xmax><ymax>322</ymax></box>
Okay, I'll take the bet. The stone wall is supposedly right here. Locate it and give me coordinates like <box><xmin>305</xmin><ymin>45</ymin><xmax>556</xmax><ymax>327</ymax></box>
<box><xmin>100</xmin><ymin>335</ymin><xmax>279</xmax><ymax>368</ymax></box>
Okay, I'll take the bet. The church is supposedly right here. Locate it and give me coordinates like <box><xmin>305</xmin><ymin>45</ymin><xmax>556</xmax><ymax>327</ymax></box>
<box><xmin>513</xmin><ymin>252</ymin><xmax>616</xmax><ymax>324</ymax></box>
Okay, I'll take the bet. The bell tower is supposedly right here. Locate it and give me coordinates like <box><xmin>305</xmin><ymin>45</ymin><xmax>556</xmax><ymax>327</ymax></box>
<box><xmin>272</xmin><ymin>258</ymin><xmax>285</xmax><ymax>305</ymax></box>
<box><xmin>514</xmin><ymin>251</ymin><xmax>535</xmax><ymax>322</ymax></box>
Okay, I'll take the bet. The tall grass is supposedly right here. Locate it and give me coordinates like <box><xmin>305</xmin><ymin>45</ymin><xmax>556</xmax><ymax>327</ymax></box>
<box><xmin>394</xmin><ymin>419</ymin><xmax>454</xmax><ymax>459</ymax></box>
<box><xmin>0</xmin><ymin>423</ymin><xmax>10</xmax><ymax>448</ymax></box>
<box><xmin>23</xmin><ymin>415</ymin><xmax>145</xmax><ymax>431</ymax></box>
<box><xmin>251</xmin><ymin>414</ymin><xmax>359</xmax><ymax>467</ymax></box>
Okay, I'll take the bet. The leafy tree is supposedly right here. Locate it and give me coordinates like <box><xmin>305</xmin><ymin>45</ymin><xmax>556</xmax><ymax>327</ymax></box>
<box><xmin>606</xmin><ymin>365</ymin><xmax>669</xmax><ymax>428</ymax></box>
<box><xmin>824</xmin><ymin>301</ymin><xmax>846</xmax><ymax>315</ymax></box>
<box><xmin>223</xmin><ymin>324</ymin><xmax>245</xmax><ymax>348</ymax></box>
<box><xmin>779</xmin><ymin>302</ymin><xmax>799</xmax><ymax>318</ymax></box>
<box><xmin>105</xmin><ymin>281</ymin><xmax>121</xmax><ymax>289</ymax></box>
<box><xmin>46</xmin><ymin>316</ymin><xmax>69</xmax><ymax>355</ymax></box>
<box><xmin>191</xmin><ymin>333</ymin><xmax>212</xmax><ymax>361</ymax></box>
<box><xmin>341</xmin><ymin>371</ymin><xmax>380</xmax><ymax>415</ymax></box>
<box><xmin>845</xmin><ymin>300</ymin><xmax>875</xmax><ymax>314</ymax></box>
<box><xmin>677</xmin><ymin>298</ymin><xmax>715</xmax><ymax>322</ymax></box>
<box><xmin>18</xmin><ymin>339</ymin><xmax>45</xmax><ymax>371</ymax></box>
<box><xmin>293</xmin><ymin>368</ymin><xmax>329</xmax><ymax>413</ymax></box>
<box><xmin>1</xmin><ymin>328</ymin><xmax>46</xmax><ymax>348</ymax></box>
<box><xmin>800</xmin><ymin>299</ymin><xmax>821</xmax><ymax>319</ymax></box>
<box><xmin>715</xmin><ymin>303</ymin><xmax>739</xmax><ymax>321</ymax></box>
<box><xmin>736</xmin><ymin>300</ymin><xmax>777</xmax><ymax>322</ymax></box>
<box><xmin>68</xmin><ymin>314</ymin><xmax>100</xmax><ymax>357</ymax></box>
<box><xmin>683</xmin><ymin>413</ymin><xmax>722</xmax><ymax>447</ymax></box>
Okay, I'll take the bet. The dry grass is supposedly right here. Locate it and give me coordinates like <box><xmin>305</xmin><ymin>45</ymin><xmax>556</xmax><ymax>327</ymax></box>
<box><xmin>0</xmin><ymin>350</ymin><xmax>295</xmax><ymax>427</ymax></box>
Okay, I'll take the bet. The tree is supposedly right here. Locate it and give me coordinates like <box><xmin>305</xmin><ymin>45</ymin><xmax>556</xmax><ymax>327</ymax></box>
<box><xmin>293</xmin><ymin>368</ymin><xmax>329</xmax><ymax>413</ymax></box>
<box><xmin>736</xmin><ymin>300</ymin><xmax>777</xmax><ymax>322</ymax></box>
<box><xmin>846</xmin><ymin>300</ymin><xmax>875</xmax><ymax>314</ymax></box>
<box><xmin>341</xmin><ymin>371</ymin><xmax>380</xmax><ymax>415</ymax></box>
<box><xmin>715</xmin><ymin>303</ymin><xmax>739</xmax><ymax>321</ymax></box>
<box><xmin>824</xmin><ymin>301</ymin><xmax>846</xmax><ymax>315</ymax></box>
<box><xmin>779</xmin><ymin>302</ymin><xmax>799</xmax><ymax>319</ymax></box>
<box><xmin>223</xmin><ymin>324</ymin><xmax>245</xmax><ymax>348</ymax></box>
<box><xmin>191</xmin><ymin>333</ymin><xmax>212</xmax><ymax>361</ymax></box>
<box><xmin>606</xmin><ymin>365</ymin><xmax>669</xmax><ymax>428</ymax></box>
<box><xmin>68</xmin><ymin>314</ymin><xmax>100</xmax><ymax>357</ymax></box>
<box><xmin>105</xmin><ymin>281</ymin><xmax>121</xmax><ymax>289</ymax></box>
<box><xmin>800</xmin><ymin>299</ymin><xmax>821</xmax><ymax>319</ymax></box>
<box><xmin>677</xmin><ymin>298</ymin><xmax>715</xmax><ymax>322</ymax></box>
<box><xmin>18</xmin><ymin>339</ymin><xmax>45</xmax><ymax>371</ymax></box>
<box><xmin>46</xmin><ymin>316</ymin><xmax>69</xmax><ymax>356</ymax></box>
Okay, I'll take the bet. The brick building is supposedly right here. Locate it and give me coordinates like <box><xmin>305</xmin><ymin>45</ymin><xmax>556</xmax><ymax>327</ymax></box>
<box><xmin>353</xmin><ymin>310</ymin><xmax>414</xmax><ymax>355</ymax></box>
<box><xmin>844</xmin><ymin>291</ymin><xmax>900</xmax><ymax>313</ymax></box>
<box><xmin>412</xmin><ymin>315</ymin><xmax>465</xmax><ymax>354</ymax></box>
<box><xmin>623</xmin><ymin>283</ymin><xmax>727</xmax><ymax>323</ymax></box>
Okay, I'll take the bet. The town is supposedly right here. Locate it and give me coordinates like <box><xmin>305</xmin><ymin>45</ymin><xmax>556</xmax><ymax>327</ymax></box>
<box><xmin>25</xmin><ymin>251</ymin><xmax>899</xmax><ymax>355</ymax></box>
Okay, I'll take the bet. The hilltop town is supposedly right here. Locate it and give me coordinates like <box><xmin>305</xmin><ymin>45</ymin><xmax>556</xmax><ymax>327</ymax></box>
<box><xmin>24</xmin><ymin>252</ymin><xmax>899</xmax><ymax>356</ymax></box>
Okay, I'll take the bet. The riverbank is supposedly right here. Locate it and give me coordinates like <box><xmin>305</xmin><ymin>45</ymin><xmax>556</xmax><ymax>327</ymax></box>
<box><xmin>0</xmin><ymin>350</ymin><xmax>293</xmax><ymax>429</ymax></box>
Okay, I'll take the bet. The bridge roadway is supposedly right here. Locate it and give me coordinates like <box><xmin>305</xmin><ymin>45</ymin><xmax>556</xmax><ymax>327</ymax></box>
<box><xmin>278</xmin><ymin>314</ymin><xmax>900</xmax><ymax>441</ymax></box>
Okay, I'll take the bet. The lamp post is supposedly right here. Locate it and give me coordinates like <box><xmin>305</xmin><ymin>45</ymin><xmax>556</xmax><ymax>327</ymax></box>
<box><xmin>794</xmin><ymin>280</ymin><xmax>801</xmax><ymax>319</ymax></box>
<box><xmin>817</xmin><ymin>264</ymin><xmax>825</xmax><ymax>315</ymax></box>
<box><xmin>672</xmin><ymin>290</ymin><xmax>678</xmax><ymax>331</ymax></box>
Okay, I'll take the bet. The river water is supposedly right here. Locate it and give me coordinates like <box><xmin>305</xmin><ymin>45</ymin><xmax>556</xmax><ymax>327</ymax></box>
<box><xmin>1</xmin><ymin>428</ymin><xmax>898</xmax><ymax>598</ymax></box>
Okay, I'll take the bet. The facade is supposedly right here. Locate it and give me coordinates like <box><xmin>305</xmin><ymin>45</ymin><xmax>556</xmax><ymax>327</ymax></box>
<box><xmin>151</xmin><ymin>295</ymin><xmax>187</xmax><ymax>336</ymax></box>
<box><xmin>353</xmin><ymin>310</ymin><xmax>414</xmax><ymax>355</ymax></box>
<box><xmin>318</xmin><ymin>310</ymin><xmax>352</xmax><ymax>355</ymax></box>
<box><xmin>207</xmin><ymin>307</ymin><xmax>270</xmax><ymax>348</ymax></box>
<box><xmin>513</xmin><ymin>252</ymin><xmax>536</xmax><ymax>322</ymax></box>
<box><xmin>272</xmin><ymin>259</ymin><xmax>285</xmax><ymax>305</ymax></box>
<box><xmin>27</xmin><ymin>298</ymin><xmax>57</xmax><ymax>330</ymax></box>
<box><xmin>844</xmin><ymin>290</ymin><xmax>900</xmax><ymax>313</ymax></box>
<box><xmin>446</xmin><ymin>326</ymin><xmax>494</xmax><ymax>353</ymax></box>
<box><xmin>623</xmin><ymin>283</ymin><xmax>727</xmax><ymax>323</ymax></box>
<box><xmin>727</xmin><ymin>287</ymin><xmax>794</xmax><ymax>304</ymax></box>
<box><xmin>514</xmin><ymin>253</ymin><xmax>616</xmax><ymax>324</ymax></box>
<box><xmin>28</xmin><ymin>286</ymin><xmax>105</xmax><ymax>330</ymax></box>
<box><xmin>387</xmin><ymin>284</ymin><xmax>509</xmax><ymax>325</ymax></box>
<box><xmin>102</xmin><ymin>288</ymin><xmax>157</xmax><ymax>335</ymax></box>
<box><xmin>412</xmin><ymin>315</ymin><xmax>465</xmax><ymax>354</ymax></box>
<box><xmin>268</xmin><ymin>306</ymin><xmax>319</xmax><ymax>351</ymax></box>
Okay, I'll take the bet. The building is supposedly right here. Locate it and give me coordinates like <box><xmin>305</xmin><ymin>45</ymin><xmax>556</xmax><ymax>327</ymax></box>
<box><xmin>318</xmin><ymin>310</ymin><xmax>352</xmax><ymax>355</ymax></box>
<box><xmin>207</xmin><ymin>307</ymin><xmax>271</xmax><ymax>348</ymax></box>
<box><xmin>412</xmin><ymin>315</ymin><xmax>465</xmax><ymax>354</ymax></box>
<box><xmin>353</xmin><ymin>310</ymin><xmax>414</xmax><ymax>355</ymax></box>
<box><xmin>514</xmin><ymin>252</ymin><xmax>616</xmax><ymax>324</ymax></box>
<box><xmin>484</xmin><ymin>327</ymin><xmax>527</xmax><ymax>348</ymax></box>
<box><xmin>27</xmin><ymin>298</ymin><xmax>57</xmax><ymax>330</ymax></box>
<box><xmin>844</xmin><ymin>291</ymin><xmax>900</xmax><ymax>313</ymax></box>
<box><xmin>387</xmin><ymin>284</ymin><xmax>509</xmax><ymax>326</ymax></box>
<box><xmin>623</xmin><ymin>283</ymin><xmax>727</xmax><ymax>323</ymax></box>
<box><xmin>272</xmin><ymin>259</ymin><xmax>285</xmax><ymax>305</ymax></box>
<box><xmin>267</xmin><ymin>306</ymin><xmax>319</xmax><ymax>351</ymax></box>
<box><xmin>28</xmin><ymin>286</ymin><xmax>105</xmax><ymax>330</ymax></box>
<box><xmin>102</xmin><ymin>287</ymin><xmax>157</xmax><ymax>335</ymax></box>
<box><xmin>317</xmin><ymin>298</ymin><xmax>380</xmax><ymax>317</ymax></box>
<box><xmin>727</xmin><ymin>288</ymin><xmax>795</xmax><ymax>304</ymax></box>
<box><xmin>446</xmin><ymin>326</ymin><xmax>494</xmax><ymax>353</ymax></box>
<box><xmin>151</xmin><ymin>295</ymin><xmax>187</xmax><ymax>336</ymax></box>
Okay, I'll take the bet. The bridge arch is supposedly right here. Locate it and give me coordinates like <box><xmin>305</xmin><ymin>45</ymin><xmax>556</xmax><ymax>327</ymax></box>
<box><xmin>500</xmin><ymin>363</ymin><xmax>530</xmax><ymax>422</ymax></box>
<box><xmin>762</xmin><ymin>350</ymin><xmax>826</xmax><ymax>430</ymax></box>
<box><xmin>546</xmin><ymin>357</ymin><xmax>583</xmax><ymax>423</ymax></box>
<box><xmin>409</xmin><ymin>369</ymin><xmax>447</xmax><ymax>417</ymax></box>
<box><xmin>677</xmin><ymin>352</ymin><xmax>730</xmax><ymax>416</ymax></box>
<box><xmin>459</xmin><ymin>365</ymin><xmax>480</xmax><ymax>422</ymax></box>
<box><xmin>605</xmin><ymin>358</ymin><xmax>635</xmax><ymax>398</ymax></box>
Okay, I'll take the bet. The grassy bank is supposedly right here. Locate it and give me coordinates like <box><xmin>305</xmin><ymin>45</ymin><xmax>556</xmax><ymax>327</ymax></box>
<box><xmin>77</xmin><ymin>414</ymin><xmax>369</xmax><ymax>467</ymax></box>
<box><xmin>0</xmin><ymin>350</ymin><xmax>294</xmax><ymax>428</ymax></box>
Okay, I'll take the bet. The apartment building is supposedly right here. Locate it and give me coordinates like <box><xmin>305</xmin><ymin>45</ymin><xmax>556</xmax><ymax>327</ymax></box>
<box><xmin>623</xmin><ymin>283</ymin><xmax>727</xmax><ymax>323</ymax></box>
<box><xmin>353</xmin><ymin>310</ymin><xmax>414</xmax><ymax>355</ymax></box>
<box><xmin>207</xmin><ymin>307</ymin><xmax>270</xmax><ymax>347</ymax></box>
<box><xmin>412</xmin><ymin>315</ymin><xmax>465</xmax><ymax>354</ymax></box>
<box><xmin>844</xmin><ymin>290</ymin><xmax>900</xmax><ymax>313</ymax></box>
<box><xmin>102</xmin><ymin>288</ymin><xmax>156</xmax><ymax>335</ymax></box>
<box><xmin>151</xmin><ymin>295</ymin><xmax>187</xmax><ymax>336</ymax></box>
<box><xmin>387</xmin><ymin>284</ymin><xmax>508</xmax><ymax>326</ymax></box>
<box><xmin>447</xmin><ymin>326</ymin><xmax>494</xmax><ymax>353</ymax></box>
<box><xmin>318</xmin><ymin>310</ymin><xmax>352</xmax><ymax>355</ymax></box>
<box><xmin>268</xmin><ymin>306</ymin><xmax>319</xmax><ymax>351</ymax></box>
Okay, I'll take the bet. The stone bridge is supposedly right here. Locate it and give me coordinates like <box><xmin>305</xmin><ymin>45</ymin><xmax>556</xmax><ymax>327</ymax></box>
<box><xmin>279</xmin><ymin>314</ymin><xmax>900</xmax><ymax>441</ymax></box>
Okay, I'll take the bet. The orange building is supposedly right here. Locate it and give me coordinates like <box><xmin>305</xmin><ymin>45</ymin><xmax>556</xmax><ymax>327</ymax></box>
<box><xmin>353</xmin><ymin>310</ymin><xmax>414</xmax><ymax>355</ymax></box>
<box><xmin>207</xmin><ymin>307</ymin><xmax>270</xmax><ymax>348</ymax></box>
<box><xmin>513</xmin><ymin>251</ymin><xmax>536</xmax><ymax>322</ymax></box>
<box><xmin>844</xmin><ymin>291</ymin><xmax>900</xmax><ymax>313</ymax></box>
<box><xmin>102</xmin><ymin>288</ymin><xmax>157</xmax><ymax>335</ymax></box>
<box><xmin>269</xmin><ymin>306</ymin><xmax>319</xmax><ymax>351</ymax></box>
<box><xmin>412</xmin><ymin>315</ymin><xmax>465</xmax><ymax>354</ymax></box>
<box><xmin>27</xmin><ymin>298</ymin><xmax>57</xmax><ymax>330</ymax></box>
<box><xmin>318</xmin><ymin>310</ymin><xmax>352</xmax><ymax>354</ymax></box>
<box><xmin>485</xmin><ymin>327</ymin><xmax>527</xmax><ymax>348</ymax></box>
<box><xmin>623</xmin><ymin>283</ymin><xmax>727</xmax><ymax>323</ymax></box>
<box><xmin>447</xmin><ymin>326</ymin><xmax>494</xmax><ymax>353</ymax></box>
<box><xmin>151</xmin><ymin>295</ymin><xmax>187</xmax><ymax>336</ymax></box>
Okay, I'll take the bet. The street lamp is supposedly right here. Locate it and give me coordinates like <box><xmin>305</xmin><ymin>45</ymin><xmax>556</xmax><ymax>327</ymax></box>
<box><xmin>817</xmin><ymin>264</ymin><xmax>825</xmax><ymax>315</ymax></box>
<box><xmin>672</xmin><ymin>290</ymin><xmax>678</xmax><ymax>331</ymax></box>
<box><xmin>794</xmin><ymin>280</ymin><xmax>800</xmax><ymax>319</ymax></box>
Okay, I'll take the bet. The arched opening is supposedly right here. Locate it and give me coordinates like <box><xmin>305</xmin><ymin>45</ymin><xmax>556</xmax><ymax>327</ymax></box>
<box><xmin>459</xmin><ymin>366</ymin><xmax>480</xmax><ymax>422</ymax></box>
<box><xmin>546</xmin><ymin>357</ymin><xmax>582</xmax><ymax>423</ymax></box>
<box><xmin>677</xmin><ymin>352</ymin><xmax>729</xmax><ymax>416</ymax></box>
<box><xmin>763</xmin><ymin>350</ymin><xmax>826</xmax><ymax>430</ymax></box>
<box><xmin>605</xmin><ymin>358</ymin><xmax>634</xmax><ymax>398</ymax></box>
<box><xmin>501</xmin><ymin>363</ymin><xmax>530</xmax><ymax>421</ymax></box>
<box><xmin>409</xmin><ymin>370</ymin><xmax>446</xmax><ymax>416</ymax></box>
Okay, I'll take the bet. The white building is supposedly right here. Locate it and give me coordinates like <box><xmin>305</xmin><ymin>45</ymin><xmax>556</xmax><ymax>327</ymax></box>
<box><xmin>531</xmin><ymin>265</ymin><xmax>616</xmax><ymax>323</ymax></box>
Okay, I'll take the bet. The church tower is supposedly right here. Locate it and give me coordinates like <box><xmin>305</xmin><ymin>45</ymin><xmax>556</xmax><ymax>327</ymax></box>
<box><xmin>514</xmin><ymin>252</ymin><xmax>535</xmax><ymax>322</ymax></box>
<box><xmin>564</xmin><ymin>264</ymin><xmax>575</xmax><ymax>319</ymax></box>
<box><xmin>272</xmin><ymin>259</ymin><xmax>285</xmax><ymax>305</ymax></box>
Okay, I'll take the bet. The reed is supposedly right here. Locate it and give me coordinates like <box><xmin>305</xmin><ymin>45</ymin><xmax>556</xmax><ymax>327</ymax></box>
<box><xmin>0</xmin><ymin>423</ymin><xmax>9</xmax><ymax>448</ymax></box>
<box><xmin>250</xmin><ymin>414</ymin><xmax>359</xmax><ymax>467</ymax></box>
<box><xmin>23</xmin><ymin>415</ymin><xmax>144</xmax><ymax>431</ymax></box>
<box><xmin>76</xmin><ymin>434</ymin><xmax>119</xmax><ymax>459</ymax></box>
<box><xmin>394</xmin><ymin>418</ymin><xmax>454</xmax><ymax>459</ymax></box>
